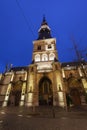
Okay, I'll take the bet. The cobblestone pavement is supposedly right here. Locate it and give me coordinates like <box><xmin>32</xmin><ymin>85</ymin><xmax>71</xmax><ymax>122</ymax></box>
<box><xmin>0</xmin><ymin>106</ymin><xmax>87</xmax><ymax>130</ymax></box>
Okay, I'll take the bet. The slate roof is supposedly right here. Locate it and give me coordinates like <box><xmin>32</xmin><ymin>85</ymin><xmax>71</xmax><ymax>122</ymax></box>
<box><xmin>61</xmin><ymin>61</ymin><xmax>87</xmax><ymax>67</ymax></box>
<box><xmin>10</xmin><ymin>66</ymin><xmax>28</xmax><ymax>71</ymax></box>
<box><xmin>37</xmin><ymin>17</ymin><xmax>52</xmax><ymax>40</ymax></box>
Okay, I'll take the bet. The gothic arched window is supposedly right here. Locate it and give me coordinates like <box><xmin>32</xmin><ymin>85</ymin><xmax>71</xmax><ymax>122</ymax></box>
<box><xmin>42</xmin><ymin>54</ymin><xmax>48</xmax><ymax>61</ymax></box>
<box><xmin>35</xmin><ymin>54</ymin><xmax>40</xmax><ymax>62</ymax></box>
<box><xmin>48</xmin><ymin>44</ymin><xmax>51</xmax><ymax>49</ymax></box>
<box><xmin>37</xmin><ymin>45</ymin><xmax>41</xmax><ymax>50</ymax></box>
<box><xmin>49</xmin><ymin>53</ymin><xmax>55</xmax><ymax>60</ymax></box>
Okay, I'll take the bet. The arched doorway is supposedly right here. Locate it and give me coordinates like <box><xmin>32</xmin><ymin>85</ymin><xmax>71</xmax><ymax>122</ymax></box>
<box><xmin>67</xmin><ymin>75</ymin><xmax>82</xmax><ymax>106</ymax></box>
<box><xmin>70</xmin><ymin>88</ymin><xmax>81</xmax><ymax>106</ymax></box>
<box><xmin>39</xmin><ymin>77</ymin><xmax>53</xmax><ymax>105</ymax></box>
<box><xmin>8</xmin><ymin>80</ymin><xmax>22</xmax><ymax>106</ymax></box>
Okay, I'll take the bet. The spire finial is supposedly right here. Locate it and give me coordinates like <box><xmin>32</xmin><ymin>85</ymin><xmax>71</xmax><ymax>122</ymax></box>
<box><xmin>42</xmin><ymin>14</ymin><xmax>47</xmax><ymax>25</ymax></box>
<box><xmin>37</xmin><ymin>16</ymin><xmax>52</xmax><ymax>40</ymax></box>
<box><xmin>43</xmin><ymin>14</ymin><xmax>46</xmax><ymax>22</ymax></box>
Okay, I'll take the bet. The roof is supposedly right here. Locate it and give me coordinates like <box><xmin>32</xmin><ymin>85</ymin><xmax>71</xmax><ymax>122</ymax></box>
<box><xmin>61</xmin><ymin>61</ymin><xmax>87</xmax><ymax>67</ymax></box>
<box><xmin>10</xmin><ymin>66</ymin><xmax>28</xmax><ymax>71</ymax></box>
<box><xmin>37</xmin><ymin>17</ymin><xmax>52</xmax><ymax>40</ymax></box>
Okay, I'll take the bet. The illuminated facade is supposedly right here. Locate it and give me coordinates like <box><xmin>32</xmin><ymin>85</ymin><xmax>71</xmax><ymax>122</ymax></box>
<box><xmin>0</xmin><ymin>17</ymin><xmax>87</xmax><ymax>107</ymax></box>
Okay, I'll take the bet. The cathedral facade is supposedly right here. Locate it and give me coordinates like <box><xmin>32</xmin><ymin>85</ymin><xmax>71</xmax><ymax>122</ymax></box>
<box><xmin>0</xmin><ymin>17</ymin><xmax>87</xmax><ymax>107</ymax></box>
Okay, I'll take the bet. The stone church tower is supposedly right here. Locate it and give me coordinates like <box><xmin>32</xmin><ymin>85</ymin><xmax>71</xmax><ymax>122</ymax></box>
<box><xmin>0</xmin><ymin>17</ymin><xmax>87</xmax><ymax>108</ymax></box>
<box><xmin>26</xmin><ymin>17</ymin><xmax>65</xmax><ymax>107</ymax></box>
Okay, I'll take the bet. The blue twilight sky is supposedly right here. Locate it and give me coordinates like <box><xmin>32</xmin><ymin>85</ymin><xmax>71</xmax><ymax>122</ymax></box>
<box><xmin>0</xmin><ymin>0</ymin><xmax>87</xmax><ymax>72</ymax></box>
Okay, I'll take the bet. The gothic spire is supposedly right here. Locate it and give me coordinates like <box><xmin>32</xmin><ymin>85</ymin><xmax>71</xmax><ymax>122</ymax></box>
<box><xmin>37</xmin><ymin>16</ymin><xmax>52</xmax><ymax>40</ymax></box>
<box><xmin>41</xmin><ymin>15</ymin><xmax>47</xmax><ymax>25</ymax></box>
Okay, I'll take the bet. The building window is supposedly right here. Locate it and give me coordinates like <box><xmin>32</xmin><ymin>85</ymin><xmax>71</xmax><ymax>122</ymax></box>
<box><xmin>44</xmin><ymin>81</ymin><xmax>48</xmax><ymax>94</ymax></box>
<box><xmin>42</xmin><ymin>54</ymin><xmax>48</xmax><ymax>61</ymax></box>
<box><xmin>35</xmin><ymin>54</ymin><xmax>40</xmax><ymax>62</ymax></box>
<box><xmin>49</xmin><ymin>53</ymin><xmax>55</xmax><ymax>60</ymax></box>
<box><xmin>48</xmin><ymin>44</ymin><xmax>51</xmax><ymax>49</ymax></box>
<box><xmin>37</xmin><ymin>45</ymin><xmax>41</xmax><ymax>50</ymax></box>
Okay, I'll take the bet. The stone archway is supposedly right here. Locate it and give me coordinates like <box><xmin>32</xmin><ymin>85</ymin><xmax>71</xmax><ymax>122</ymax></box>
<box><xmin>67</xmin><ymin>76</ymin><xmax>82</xmax><ymax>106</ymax></box>
<box><xmin>39</xmin><ymin>76</ymin><xmax>53</xmax><ymax>106</ymax></box>
<box><xmin>70</xmin><ymin>88</ymin><xmax>81</xmax><ymax>106</ymax></box>
<box><xmin>8</xmin><ymin>80</ymin><xmax>22</xmax><ymax>106</ymax></box>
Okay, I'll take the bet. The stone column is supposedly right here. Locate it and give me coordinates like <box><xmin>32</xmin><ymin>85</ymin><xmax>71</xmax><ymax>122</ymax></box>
<box><xmin>2</xmin><ymin>73</ymin><xmax>14</xmax><ymax>107</ymax></box>
<box><xmin>20</xmin><ymin>81</ymin><xmax>26</xmax><ymax>106</ymax></box>
<box><xmin>52</xmin><ymin>64</ymin><xmax>57</xmax><ymax>106</ymax></box>
<box><xmin>78</xmin><ymin>67</ymin><xmax>83</xmax><ymax>77</ymax></box>
<box><xmin>56</xmin><ymin>66</ymin><xmax>65</xmax><ymax>107</ymax></box>
<box><xmin>0</xmin><ymin>74</ymin><xmax>2</xmax><ymax>80</ymax></box>
<box><xmin>81</xmin><ymin>78</ymin><xmax>87</xmax><ymax>105</ymax></box>
<box><xmin>62</xmin><ymin>68</ymin><xmax>65</xmax><ymax>78</ymax></box>
<box><xmin>25</xmin><ymin>67</ymin><xmax>34</xmax><ymax>107</ymax></box>
<box><xmin>20</xmin><ymin>72</ymin><xmax>27</xmax><ymax>106</ymax></box>
<box><xmin>33</xmin><ymin>65</ymin><xmax>38</xmax><ymax>106</ymax></box>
